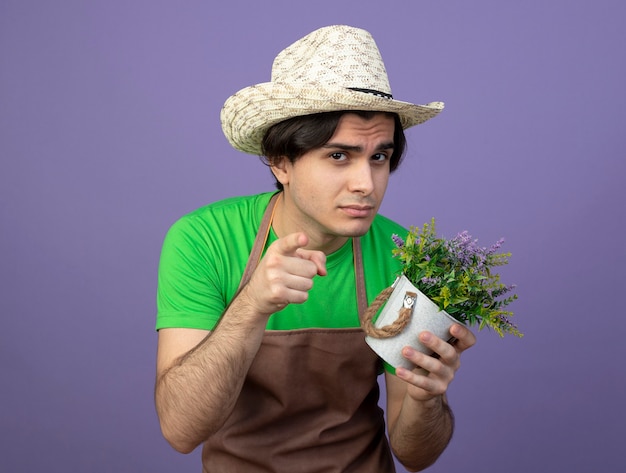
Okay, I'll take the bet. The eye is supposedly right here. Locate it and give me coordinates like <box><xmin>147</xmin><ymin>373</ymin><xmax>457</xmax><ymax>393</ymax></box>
<box><xmin>329</xmin><ymin>152</ymin><xmax>347</xmax><ymax>161</ymax></box>
<box><xmin>372</xmin><ymin>153</ymin><xmax>389</xmax><ymax>162</ymax></box>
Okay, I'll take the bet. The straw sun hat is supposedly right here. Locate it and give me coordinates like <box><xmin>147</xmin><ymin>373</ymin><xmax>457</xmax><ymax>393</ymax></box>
<box><xmin>220</xmin><ymin>25</ymin><xmax>444</xmax><ymax>156</ymax></box>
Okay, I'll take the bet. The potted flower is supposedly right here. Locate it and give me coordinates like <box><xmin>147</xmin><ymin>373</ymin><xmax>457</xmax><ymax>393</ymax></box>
<box><xmin>362</xmin><ymin>218</ymin><xmax>521</xmax><ymax>370</ymax></box>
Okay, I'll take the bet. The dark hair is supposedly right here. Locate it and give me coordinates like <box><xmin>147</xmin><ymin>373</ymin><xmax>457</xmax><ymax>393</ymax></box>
<box><xmin>261</xmin><ymin>111</ymin><xmax>407</xmax><ymax>190</ymax></box>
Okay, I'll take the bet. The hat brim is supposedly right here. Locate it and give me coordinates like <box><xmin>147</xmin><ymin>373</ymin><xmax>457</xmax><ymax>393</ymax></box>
<box><xmin>221</xmin><ymin>82</ymin><xmax>444</xmax><ymax>155</ymax></box>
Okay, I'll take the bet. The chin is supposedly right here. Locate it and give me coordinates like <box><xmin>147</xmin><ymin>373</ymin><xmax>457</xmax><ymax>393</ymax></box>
<box><xmin>338</xmin><ymin>220</ymin><xmax>374</xmax><ymax>238</ymax></box>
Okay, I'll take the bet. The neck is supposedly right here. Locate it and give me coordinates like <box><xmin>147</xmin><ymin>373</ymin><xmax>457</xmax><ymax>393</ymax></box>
<box><xmin>271</xmin><ymin>192</ymin><xmax>350</xmax><ymax>255</ymax></box>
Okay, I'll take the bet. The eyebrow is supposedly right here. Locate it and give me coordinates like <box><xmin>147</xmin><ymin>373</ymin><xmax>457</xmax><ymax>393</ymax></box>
<box><xmin>322</xmin><ymin>142</ymin><xmax>395</xmax><ymax>152</ymax></box>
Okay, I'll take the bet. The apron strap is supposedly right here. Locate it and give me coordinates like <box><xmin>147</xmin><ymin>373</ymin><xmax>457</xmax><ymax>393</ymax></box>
<box><xmin>237</xmin><ymin>192</ymin><xmax>367</xmax><ymax>315</ymax></box>
<box><xmin>238</xmin><ymin>192</ymin><xmax>281</xmax><ymax>291</ymax></box>
<box><xmin>352</xmin><ymin>237</ymin><xmax>368</xmax><ymax>317</ymax></box>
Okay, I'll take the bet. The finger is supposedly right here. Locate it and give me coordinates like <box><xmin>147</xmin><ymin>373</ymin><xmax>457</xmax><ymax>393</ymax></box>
<box><xmin>401</xmin><ymin>346</ymin><xmax>438</xmax><ymax>374</ymax></box>
<box><xmin>406</xmin><ymin>335</ymin><xmax>456</xmax><ymax>371</ymax></box>
<box><xmin>395</xmin><ymin>361</ymin><xmax>447</xmax><ymax>397</ymax></box>
<box><xmin>274</xmin><ymin>232</ymin><xmax>309</xmax><ymax>256</ymax></box>
<box><xmin>449</xmin><ymin>323</ymin><xmax>476</xmax><ymax>353</ymax></box>
<box><xmin>295</xmin><ymin>248</ymin><xmax>327</xmax><ymax>276</ymax></box>
<box><xmin>419</xmin><ymin>331</ymin><xmax>454</xmax><ymax>355</ymax></box>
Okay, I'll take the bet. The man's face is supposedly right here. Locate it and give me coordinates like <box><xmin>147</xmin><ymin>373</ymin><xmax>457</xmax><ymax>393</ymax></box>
<box><xmin>271</xmin><ymin>112</ymin><xmax>395</xmax><ymax>252</ymax></box>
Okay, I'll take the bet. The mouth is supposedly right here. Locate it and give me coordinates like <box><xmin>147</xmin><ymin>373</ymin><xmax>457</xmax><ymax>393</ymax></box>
<box><xmin>339</xmin><ymin>204</ymin><xmax>375</xmax><ymax>218</ymax></box>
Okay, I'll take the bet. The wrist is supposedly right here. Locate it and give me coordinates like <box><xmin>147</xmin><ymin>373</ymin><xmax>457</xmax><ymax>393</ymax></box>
<box><xmin>232</xmin><ymin>284</ymin><xmax>275</xmax><ymax>322</ymax></box>
<box><xmin>404</xmin><ymin>393</ymin><xmax>449</xmax><ymax>422</ymax></box>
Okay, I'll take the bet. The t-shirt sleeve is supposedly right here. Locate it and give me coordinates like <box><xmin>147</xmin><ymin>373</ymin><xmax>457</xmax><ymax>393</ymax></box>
<box><xmin>155</xmin><ymin>216</ymin><xmax>226</xmax><ymax>331</ymax></box>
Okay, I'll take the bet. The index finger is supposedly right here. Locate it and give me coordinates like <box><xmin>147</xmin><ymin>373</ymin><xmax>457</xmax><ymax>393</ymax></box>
<box><xmin>274</xmin><ymin>232</ymin><xmax>309</xmax><ymax>256</ymax></box>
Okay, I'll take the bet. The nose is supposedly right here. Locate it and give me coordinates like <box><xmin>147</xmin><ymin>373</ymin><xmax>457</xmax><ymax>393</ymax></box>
<box><xmin>348</xmin><ymin>160</ymin><xmax>375</xmax><ymax>195</ymax></box>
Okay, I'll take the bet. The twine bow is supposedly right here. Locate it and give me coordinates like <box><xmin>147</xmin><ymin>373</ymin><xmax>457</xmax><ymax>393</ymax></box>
<box><xmin>360</xmin><ymin>287</ymin><xmax>416</xmax><ymax>338</ymax></box>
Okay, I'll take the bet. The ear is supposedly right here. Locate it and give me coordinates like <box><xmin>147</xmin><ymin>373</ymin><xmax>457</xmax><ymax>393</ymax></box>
<box><xmin>270</xmin><ymin>156</ymin><xmax>290</xmax><ymax>186</ymax></box>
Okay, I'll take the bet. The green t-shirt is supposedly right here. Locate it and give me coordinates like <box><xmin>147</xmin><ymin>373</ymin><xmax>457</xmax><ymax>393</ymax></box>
<box><xmin>156</xmin><ymin>192</ymin><xmax>406</xmax><ymax>331</ymax></box>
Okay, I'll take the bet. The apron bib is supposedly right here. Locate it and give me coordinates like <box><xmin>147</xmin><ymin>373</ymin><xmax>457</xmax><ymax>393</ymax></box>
<box><xmin>202</xmin><ymin>193</ymin><xmax>395</xmax><ymax>472</ymax></box>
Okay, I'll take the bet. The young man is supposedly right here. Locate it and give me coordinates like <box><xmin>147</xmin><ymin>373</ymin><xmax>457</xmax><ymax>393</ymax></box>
<box><xmin>155</xmin><ymin>25</ymin><xmax>476</xmax><ymax>472</ymax></box>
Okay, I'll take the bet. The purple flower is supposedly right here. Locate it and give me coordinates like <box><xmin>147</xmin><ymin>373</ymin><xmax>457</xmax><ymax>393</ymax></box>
<box><xmin>487</xmin><ymin>238</ymin><xmax>505</xmax><ymax>255</ymax></box>
<box><xmin>444</xmin><ymin>231</ymin><xmax>489</xmax><ymax>270</ymax></box>
<box><xmin>391</xmin><ymin>234</ymin><xmax>405</xmax><ymax>248</ymax></box>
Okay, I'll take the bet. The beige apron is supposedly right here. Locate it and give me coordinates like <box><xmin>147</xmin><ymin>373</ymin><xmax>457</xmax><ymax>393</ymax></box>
<box><xmin>202</xmin><ymin>193</ymin><xmax>395</xmax><ymax>472</ymax></box>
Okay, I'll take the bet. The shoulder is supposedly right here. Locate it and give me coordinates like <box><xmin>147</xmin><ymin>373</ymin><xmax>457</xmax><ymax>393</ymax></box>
<box><xmin>159</xmin><ymin>192</ymin><xmax>276</xmax><ymax>271</ymax></box>
<box><xmin>360</xmin><ymin>213</ymin><xmax>407</xmax><ymax>288</ymax></box>
<box><xmin>365</xmin><ymin>213</ymin><xmax>408</xmax><ymax>245</ymax></box>
<box><xmin>176</xmin><ymin>192</ymin><xmax>274</xmax><ymax>226</ymax></box>
<box><xmin>165</xmin><ymin>192</ymin><xmax>275</xmax><ymax>242</ymax></box>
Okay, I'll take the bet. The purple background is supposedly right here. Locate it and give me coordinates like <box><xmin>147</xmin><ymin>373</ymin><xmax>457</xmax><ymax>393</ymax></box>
<box><xmin>2</xmin><ymin>1</ymin><xmax>625</xmax><ymax>472</ymax></box>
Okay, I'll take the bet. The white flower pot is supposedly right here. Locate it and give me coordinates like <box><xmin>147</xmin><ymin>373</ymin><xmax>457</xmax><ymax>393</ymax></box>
<box><xmin>365</xmin><ymin>275</ymin><xmax>462</xmax><ymax>371</ymax></box>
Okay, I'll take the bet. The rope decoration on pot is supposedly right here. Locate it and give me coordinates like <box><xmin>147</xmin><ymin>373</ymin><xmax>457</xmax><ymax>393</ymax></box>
<box><xmin>360</xmin><ymin>287</ymin><xmax>417</xmax><ymax>338</ymax></box>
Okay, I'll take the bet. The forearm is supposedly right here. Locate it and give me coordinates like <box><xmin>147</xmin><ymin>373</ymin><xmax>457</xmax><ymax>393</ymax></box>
<box><xmin>388</xmin><ymin>394</ymin><xmax>454</xmax><ymax>472</ymax></box>
<box><xmin>155</xmin><ymin>290</ymin><xmax>267</xmax><ymax>453</ymax></box>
